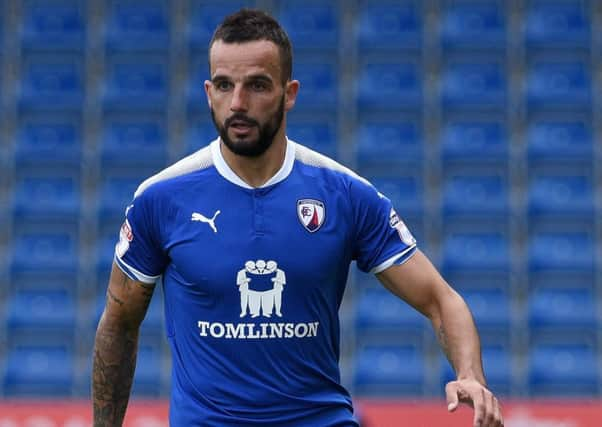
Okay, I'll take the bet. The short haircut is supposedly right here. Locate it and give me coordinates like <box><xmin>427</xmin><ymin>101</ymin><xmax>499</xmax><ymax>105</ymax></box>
<box><xmin>209</xmin><ymin>9</ymin><xmax>293</xmax><ymax>84</ymax></box>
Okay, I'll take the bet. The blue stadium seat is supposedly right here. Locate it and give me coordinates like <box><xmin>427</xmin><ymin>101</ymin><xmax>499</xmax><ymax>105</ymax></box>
<box><xmin>440</xmin><ymin>1</ymin><xmax>506</xmax><ymax>51</ymax></box>
<box><xmin>524</xmin><ymin>0</ymin><xmax>590</xmax><ymax>51</ymax></box>
<box><xmin>100</xmin><ymin>114</ymin><xmax>168</xmax><ymax>170</ymax></box>
<box><xmin>292</xmin><ymin>60</ymin><xmax>338</xmax><ymax>112</ymax></box>
<box><xmin>356</xmin><ymin>62</ymin><xmax>422</xmax><ymax>112</ymax></box>
<box><xmin>441</xmin><ymin>61</ymin><xmax>507</xmax><ymax>111</ymax></box>
<box><xmin>11</xmin><ymin>174</ymin><xmax>81</xmax><ymax>223</ymax></box>
<box><xmin>441</xmin><ymin>173</ymin><xmax>509</xmax><ymax>218</ymax></box>
<box><xmin>355</xmin><ymin>119</ymin><xmax>422</xmax><ymax>170</ymax></box>
<box><xmin>105</xmin><ymin>0</ymin><xmax>169</xmax><ymax>52</ymax></box>
<box><xmin>355</xmin><ymin>1</ymin><xmax>422</xmax><ymax>52</ymax></box>
<box><xmin>186</xmin><ymin>58</ymin><xmax>210</xmax><ymax>113</ymax></box>
<box><xmin>2</xmin><ymin>344</ymin><xmax>74</xmax><ymax>396</ymax></box>
<box><xmin>460</xmin><ymin>288</ymin><xmax>511</xmax><ymax>332</ymax></box>
<box><xmin>355</xmin><ymin>286</ymin><xmax>425</xmax><ymax>334</ymax></box>
<box><xmin>526</xmin><ymin>118</ymin><xmax>593</xmax><ymax>163</ymax></box>
<box><xmin>187</xmin><ymin>1</ymin><xmax>250</xmax><ymax>51</ymax></box>
<box><xmin>528</xmin><ymin>287</ymin><xmax>596</xmax><ymax>332</ymax></box>
<box><xmin>20</xmin><ymin>0</ymin><xmax>85</xmax><ymax>52</ymax></box>
<box><xmin>131</xmin><ymin>344</ymin><xmax>164</xmax><ymax>396</ymax></box>
<box><xmin>440</xmin><ymin>119</ymin><xmax>508</xmax><ymax>164</ymax></box>
<box><xmin>354</xmin><ymin>344</ymin><xmax>425</xmax><ymax>395</ymax></box>
<box><xmin>6</xmin><ymin>289</ymin><xmax>77</xmax><ymax>340</ymax></box>
<box><xmin>525</xmin><ymin>60</ymin><xmax>591</xmax><ymax>111</ymax></box>
<box><xmin>369</xmin><ymin>175</ymin><xmax>424</xmax><ymax>218</ymax></box>
<box><xmin>97</xmin><ymin>175</ymin><xmax>140</xmax><ymax>222</ymax></box>
<box><xmin>441</xmin><ymin>231</ymin><xmax>510</xmax><ymax>273</ymax></box>
<box><xmin>18</xmin><ymin>54</ymin><xmax>84</xmax><ymax>112</ymax></box>
<box><xmin>184</xmin><ymin>119</ymin><xmax>217</xmax><ymax>154</ymax></box>
<box><xmin>14</xmin><ymin>113</ymin><xmax>82</xmax><ymax>169</ymax></box>
<box><xmin>102</xmin><ymin>55</ymin><xmax>168</xmax><ymax>112</ymax></box>
<box><xmin>10</xmin><ymin>228</ymin><xmax>79</xmax><ymax>276</ymax></box>
<box><xmin>528</xmin><ymin>342</ymin><xmax>598</xmax><ymax>395</ymax></box>
<box><xmin>441</xmin><ymin>344</ymin><xmax>512</xmax><ymax>395</ymax></box>
<box><xmin>286</xmin><ymin>118</ymin><xmax>337</xmax><ymax>159</ymax></box>
<box><xmin>277</xmin><ymin>1</ymin><xmax>338</xmax><ymax>51</ymax></box>
<box><xmin>527</xmin><ymin>173</ymin><xmax>594</xmax><ymax>218</ymax></box>
<box><xmin>528</xmin><ymin>231</ymin><xmax>595</xmax><ymax>274</ymax></box>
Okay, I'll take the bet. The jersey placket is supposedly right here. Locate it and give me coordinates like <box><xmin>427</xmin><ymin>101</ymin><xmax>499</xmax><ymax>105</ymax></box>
<box><xmin>253</xmin><ymin>188</ymin><xmax>266</xmax><ymax>236</ymax></box>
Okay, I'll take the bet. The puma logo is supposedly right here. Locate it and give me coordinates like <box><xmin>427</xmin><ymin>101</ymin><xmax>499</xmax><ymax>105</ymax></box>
<box><xmin>191</xmin><ymin>210</ymin><xmax>221</xmax><ymax>233</ymax></box>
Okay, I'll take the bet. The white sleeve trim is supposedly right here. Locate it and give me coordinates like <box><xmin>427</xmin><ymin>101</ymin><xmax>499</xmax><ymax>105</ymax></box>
<box><xmin>370</xmin><ymin>244</ymin><xmax>417</xmax><ymax>274</ymax></box>
<box><xmin>114</xmin><ymin>254</ymin><xmax>160</xmax><ymax>284</ymax></box>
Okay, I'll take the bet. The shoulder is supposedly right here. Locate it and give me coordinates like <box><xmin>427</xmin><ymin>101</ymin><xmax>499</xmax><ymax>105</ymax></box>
<box><xmin>134</xmin><ymin>143</ymin><xmax>215</xmax><ymax>200</ymax></box>
<box><xmin>293</xmin><ymin>142</ymin><xmax>373</xmax><ymax>189</ymax></box>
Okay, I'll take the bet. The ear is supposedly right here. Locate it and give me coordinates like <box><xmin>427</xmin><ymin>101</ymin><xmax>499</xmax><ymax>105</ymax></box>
<box><xmin>284</xmin><ymin>79</ymin><xmax>300</xmax><ymax>112</ymax></box>
<box><xmin>204</xmin><ymin>80</ymin><xmax>212</xmax><ymax>108</ymax></box>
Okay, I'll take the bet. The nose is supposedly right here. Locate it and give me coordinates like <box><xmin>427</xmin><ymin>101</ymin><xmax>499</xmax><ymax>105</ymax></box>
<box><xmin>230</xmin><ymin>84</ymin><xmax>248</xmax><ymax>112</ymax></box>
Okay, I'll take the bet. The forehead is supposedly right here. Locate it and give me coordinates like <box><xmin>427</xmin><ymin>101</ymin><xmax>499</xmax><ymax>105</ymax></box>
<box><xmin>209</xmin><ymin>40</ymin><xmax>282</xmax><ymax>80</ymax></box>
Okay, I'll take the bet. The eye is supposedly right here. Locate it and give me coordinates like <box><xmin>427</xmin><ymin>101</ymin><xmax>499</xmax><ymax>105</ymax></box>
<box><xmin>215</xmin><ymin>81</ymin><xmax>233</xmax><ymax>91</ymax></box>
<box><xmin>250</xmin><ymin>80</ymin><xmax>268</xmax><ymax>91</ymax></box>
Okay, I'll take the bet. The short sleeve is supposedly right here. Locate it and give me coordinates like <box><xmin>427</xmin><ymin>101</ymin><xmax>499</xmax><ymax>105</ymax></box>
<box><xmin>351</xmin><ymin>178</ymin><xmax>417</xmax><ymax>274</ymax></box>
<box><xmin>114</xmin><ymin>188</ymin><xmax>170</xmax><ymax>284</ymax></box>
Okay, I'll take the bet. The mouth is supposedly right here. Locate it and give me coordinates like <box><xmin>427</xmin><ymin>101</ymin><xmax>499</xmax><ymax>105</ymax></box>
<box><xmin>228</xmin><ymin>120</ymin><xmax>256</xmax><ymax>135</ymax></box>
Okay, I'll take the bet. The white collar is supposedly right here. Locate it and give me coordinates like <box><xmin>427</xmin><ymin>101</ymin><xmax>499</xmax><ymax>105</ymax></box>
<box><xmin>210</xmin><ymin>138</ymin><xmax>296</xmax><ymax>189</ymax></box>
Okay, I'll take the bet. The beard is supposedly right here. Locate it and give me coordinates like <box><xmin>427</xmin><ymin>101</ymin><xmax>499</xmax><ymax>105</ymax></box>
<box><xmin>211</xmin><ymin>95</ymin><xmax>285</xmax><ymax>158</ymax></box>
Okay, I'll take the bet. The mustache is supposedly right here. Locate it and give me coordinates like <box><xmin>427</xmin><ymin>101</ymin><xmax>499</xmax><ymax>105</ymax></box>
<box><xmin>224</xmin><ymin>114</ymin><xmax>259</xmax><ymax>128</ymax></box>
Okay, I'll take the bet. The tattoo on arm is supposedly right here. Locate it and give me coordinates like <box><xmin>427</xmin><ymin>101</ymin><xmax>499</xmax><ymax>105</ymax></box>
<box><xmin>438</xmin><ymin>324</ymin><xmax>451</xmax><ymax>361</ymax></box>
<box><xmin>92</xmin><ymin>327</ymin><xmax>138</xmax><ymax>426</ymax></box>
<box><xmin>107</xmin><ymin>289</ymin><xmax>124</xmax><ymax>306</ymax></box>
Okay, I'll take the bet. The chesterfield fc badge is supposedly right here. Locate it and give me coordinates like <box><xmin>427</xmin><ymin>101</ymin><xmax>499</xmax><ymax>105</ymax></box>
<box><xmin>297</xmin><ymin>199</ymin><xmax>325</xmax><ymax>233</ymax></box>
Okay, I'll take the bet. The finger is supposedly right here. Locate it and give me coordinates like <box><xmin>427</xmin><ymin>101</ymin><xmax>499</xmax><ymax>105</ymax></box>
<box><xmin>472</xmin><ymin>388</ymin><xmax>486</xmax><ymax>427</ymax></box>
<box><xmin>481</xmin><ymin>390</ymin><xmax>495</xmax><ymax>427</ymax></box>
<box><xmin>445</xmin><ymin>382</ymin><xmax>459</xmax><ymax>412</ymax></box>
<box><xmin>492</xmin><ymin>396</ymin><xmax>503</xmax><ymax>427</ymax></box>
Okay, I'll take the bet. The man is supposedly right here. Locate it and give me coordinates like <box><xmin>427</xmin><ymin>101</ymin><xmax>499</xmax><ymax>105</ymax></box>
<box><xmin>93</xmin><ymin>9</ymin><xmax>503</xmax><ymax>427</ymax></box>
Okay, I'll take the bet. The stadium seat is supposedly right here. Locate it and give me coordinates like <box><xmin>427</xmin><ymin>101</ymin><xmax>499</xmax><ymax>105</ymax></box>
<box><xmin>440</xmin><ymin>1</ymin><xmax>506</xmax><ymax>52</ymax></box>
<box><xmin>291</xmin><ymin>59</ymin><xmax>338</xmax><ymax>112</ymax></box>
<box><xmin>440</xmin><ymin>61</ymin><xmax>507</xmax><ymax>111</ymax></box>
<box><xmin>20</xmin><ymin>0</ymin><xmax>86</xmax><ymax>52</ymax></box>
<box><xmin>441</xmin><ymin>173</ymin><xmax>509</xmax><ymax>219</ymax></box>
<box><xmin>99</xmin><ymin>113</ymin><xmax>168</xmax><ymax>170</ymax></box>
<box><xmin>10</xmin><ymin>228</ymin><xmax>79</xmax><ymax>276</ymax></box>
<box><xmin>440</xmin><ymin>119</ymin><xmax>508</xmax><ymax>164</ymax></box>
<box><xmin>97</xmin><ymin>174</ymin><xmax>140</xmax><ymax>222</ymax></box>
<box><xmin>104</xmin><ymin>0</ymin><xmax>169</xmax><ymax>52</ymax></box>
<box><xmin>524</xmin><ymin>0</ymin><xmax>590</xmax><ymax>51</ymax></box>
<box><xmin>441</xmin><ymin>231</ymin><xmax>510</xmax><ymax>273</ymax></box>
<box><xmin>459</xmin><ymin>288</ymin><xmax>511</xmax><ymax>333</ymax></box>
<box><xmin>187</xmin><ymin>1</ymin><xmax>250</xmax><ymax>51</ymax></box>
<box><xmin>369</xmin><ymin>175</ymin><xmax>424</xmax><ymax>218</ymax></box>
<box><xmin>528</xmin><ymin>342</ymin><xmax>598</xmax><ymax>395</ymax></box>
<box><xmin>102</xmin><ymin>55</ymin><xmax>169</xmax><ymax>112</ymax></box>
<box><xmin>528</xmin><ymin>230</ymin><xmax>595</xmax><ymax>274</ymax></box>
<box><xmin>525</xmin><ymin>60</ymin><xmax>591</xmax><ymax>111</ymax></box>
<box><xmin>131</xmin><ymin>344</ymin><xmax>164</xmax><ymax>396</ymax></box>
<box><xmin>11</xmin><ymin>174</ymin><xmax>80</xmax><ymax>227</ymax></box>
<box><xmin>354</xmin><ymin>344</ymin><xmax>425</xmax><ymax>395</ymax></box>
<box><xmin>184</xmin><ymin>119</ymin><xmax>217</xmax><ymax>155</ymax></box>
<box><xmin>286</xmin><ymin>118</ymin><xmax>337</xmax><ymax>159</ymax></box>
<box><xmin>355</xmin><ymin>286</ymin><xmax>425</xmax><ymax>334</ymax></box>
<box><xmin>14</xmin><ymin>113</ymin><xmax>82</xmax><ymax>169</ymax></box>
<box><xmin>526</xmin><ymin>118</ymin><xmax>593</xmax><ymax>163</ymax></box>
<box><xmin>441</xmin><ymin>344</ymin><xmax>512</xmax><ymax>395</ymax></box>
<box><xmin>6</xmin><ymin>288</ymin><xmax>77</xmax><ymax>341</ymax></box>
<box><xmin>355</xmin><ymin>118</ymin><xmax>422</xmax><ymax>171</ymax></box>
<box><xmin>355</xmin><ymin>1</ymin><xmax>422</xmax><ymax>52</ymax></box>
<box><xmin>18</xmin><ymin>54</ymin><xmax>84</xmax><ymax>112</ymax></box>
<box><xmin>527</xmin><ymin>173</ymin><xmax>594</xmax><ymax>218</ymax></box>
<box><xmin>528</xmin><ymin>286</ymin><xmax>596</xmax><ymax>332</ymax></box>
<box><xmin>356</xmin><ymin>61</ymin><xmax>422</xmax><ymax>112</ymax></box>
<box><xmin>277</xmin><ymin>1</ymin><xmax>338</xmax><ymax>51</ymax></box>
<box><xmin>2</xmin><ymin>344</ymin><xmax>74</xmax><ymax>396</ymax></box>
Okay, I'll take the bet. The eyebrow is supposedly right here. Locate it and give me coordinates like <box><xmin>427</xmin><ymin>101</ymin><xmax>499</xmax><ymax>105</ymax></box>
<box><xmin>211</xmin><ymin>73</ymin><xmax>274</xmax><ymax>84</ymax></box>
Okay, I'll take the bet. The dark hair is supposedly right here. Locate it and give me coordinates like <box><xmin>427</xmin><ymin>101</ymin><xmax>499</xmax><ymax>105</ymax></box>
<box><xmin>209</xmin><ymin>9</ymin><xmax>293</xmax><ymax>83</ymax></box>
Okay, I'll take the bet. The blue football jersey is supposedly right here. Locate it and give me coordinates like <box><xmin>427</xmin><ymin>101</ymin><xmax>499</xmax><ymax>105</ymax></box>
<box><xmin>114</xmin><ymin>139</ymin><xmax>417</xmax><ymax>426</ymax></box>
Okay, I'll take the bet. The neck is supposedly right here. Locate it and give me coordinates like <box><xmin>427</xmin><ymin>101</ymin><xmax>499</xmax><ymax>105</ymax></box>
<box><xmin>220</xmin><ymin>132</ymin><xmax>288</xmax><ymax>188</ymax></box>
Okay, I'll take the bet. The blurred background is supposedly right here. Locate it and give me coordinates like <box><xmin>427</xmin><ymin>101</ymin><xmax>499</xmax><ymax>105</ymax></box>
<box><xmin>0</xmin><ymin>0</ymin><xmax>601</xmax><ymax>423</ymax></box>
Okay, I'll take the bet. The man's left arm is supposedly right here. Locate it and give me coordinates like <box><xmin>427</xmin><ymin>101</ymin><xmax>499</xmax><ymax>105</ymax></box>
<box><xmin>376</xmin><ymin>249</ymin><xmax>503</xmax><ymax>427</ymax></box>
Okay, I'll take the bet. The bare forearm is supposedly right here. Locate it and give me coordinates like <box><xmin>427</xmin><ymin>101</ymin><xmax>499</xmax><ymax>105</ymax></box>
<box><xmin>433</xmin><ymin>290</ymin><xmax>486</xmax><ymax>385</ymax></box>
<box><xmin>92</xmin><ymin>317</ymin><xmax>139</xmax><ymax>427</ymax></box>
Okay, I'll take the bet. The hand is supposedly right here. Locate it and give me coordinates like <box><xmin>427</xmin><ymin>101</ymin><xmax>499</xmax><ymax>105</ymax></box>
<box><xmin>445</xmin><ymin>378</ymin><xmax>503</xmax><ymax>427</ymax></box>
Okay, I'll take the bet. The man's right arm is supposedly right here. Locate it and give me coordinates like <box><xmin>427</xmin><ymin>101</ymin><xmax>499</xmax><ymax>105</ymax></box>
<box><xmin>92</xmin><ymin>262</ymin><xmax>156</xmax><ymax>427</ymax></box>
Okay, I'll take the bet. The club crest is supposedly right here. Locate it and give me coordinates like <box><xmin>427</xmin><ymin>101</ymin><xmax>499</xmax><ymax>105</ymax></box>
<box><xmin>297</xmin><ymin>199</ymin><xmax>325</xmax><ymax>233</ymax></box>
